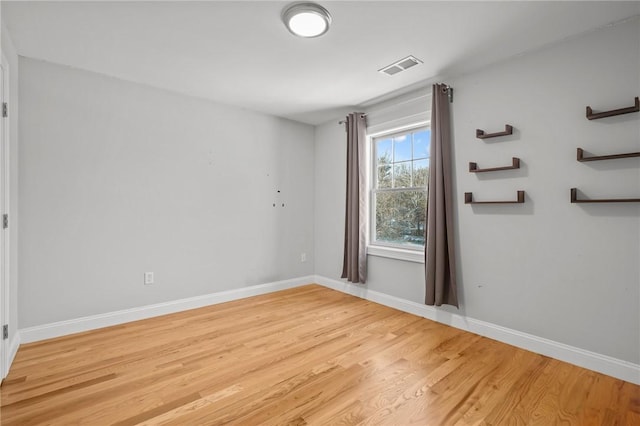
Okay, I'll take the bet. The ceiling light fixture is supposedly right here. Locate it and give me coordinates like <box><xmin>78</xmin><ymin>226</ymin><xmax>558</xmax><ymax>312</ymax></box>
<box><xmin>282</xmin><ymin>2</ymin><xmax>332</xmax><ymax>38</ymax></box>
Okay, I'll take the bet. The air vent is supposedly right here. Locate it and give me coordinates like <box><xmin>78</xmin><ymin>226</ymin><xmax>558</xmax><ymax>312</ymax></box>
<box><xmin>378</xmin><ymin>55</ymin><xmax>423</xmax><ymax>76</ymax></box>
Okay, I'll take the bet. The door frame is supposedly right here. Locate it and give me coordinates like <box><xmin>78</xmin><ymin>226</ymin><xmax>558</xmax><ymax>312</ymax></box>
<box><xmin>0</xmin><ymin>52</ymin><xmax>10</xmax><ymax>381</ymax></box>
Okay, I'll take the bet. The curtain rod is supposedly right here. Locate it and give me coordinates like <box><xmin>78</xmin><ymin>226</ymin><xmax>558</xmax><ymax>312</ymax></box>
<box><xmin>441</xmin><ymin>84</ymin><xmax>454</xmax><ymax>103</ymax></box>
<box><xmin>337</xmin><ymin>83</ymin><xmax>453</xmax><ymax>126</ymax></box>
<box><xmin>338</xmin><ymin>113</ymin><xmax>367</xmax><ymax>125</ymax></box>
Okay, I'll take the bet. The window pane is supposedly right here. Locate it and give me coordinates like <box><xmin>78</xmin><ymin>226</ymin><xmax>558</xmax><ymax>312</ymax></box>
<box><xmin>413</xmin><ymin>129</ymin><xmax>431</xmax><ymax>159</ymax></box>
<box><xmin>375</xmin><ymin>190</ymin><xmax>427</xmax><ymax>246</ymax></box>
<box><xmin>377</xmin><ymin>165</ymin><xmax>392</xmax><ymax>189</ymax></box>
<box><xmin>393</xmin><ymin>162</ymin><xmax>411</xmax><ymax>188</ymax></box>
<box><xmin>376</xmin><ymin>139</ymin><xmax>392</xmax><ymax>165</ymax></box>
<box><xmin>413</xmin><ymin>159</ymin><xmax>429</xmax><ymax>187</ymax></box>
<box><xmin>393</xmin><ymin>134</ymin><xmax>411</xmax><ymax>162</ymax></box>
<box><xmin>371</xmin><ymin>126</ymin><xmax>430</xmax><ymax>249</ymax></box>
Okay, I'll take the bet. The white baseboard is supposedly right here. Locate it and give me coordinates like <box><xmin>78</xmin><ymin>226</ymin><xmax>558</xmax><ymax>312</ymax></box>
<box><xmin>315</xmin><ymin>275</ymin><xmax>640</xmax><ymax>385</ymax></box>
<box><xmin>8</xmin><ymin>331</ymin><xmax>20</xmax><ymax>367</ymax></box>
<box><xmin>19</xmin><ymin>276</ymin><xmax>314</xmax><ymax>344</ymax></box>
<box><xmin>7</xmin><ymin>331</ymin><xmax>22</xmax><ymax>364</ymax></box>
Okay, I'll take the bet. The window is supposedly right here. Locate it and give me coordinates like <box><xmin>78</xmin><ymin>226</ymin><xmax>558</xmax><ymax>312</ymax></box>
<box><xmin>370</xmin><ymin>125</ymin><xmax>430</xmax><ymax>256</ymax></box>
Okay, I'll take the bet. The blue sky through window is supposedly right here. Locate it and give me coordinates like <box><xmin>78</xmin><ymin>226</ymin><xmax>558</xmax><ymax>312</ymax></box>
<box><xmin>393</xmin><ymin>135</ymin><xmax>411</xmax><ymax>162</ymax></box>
<box><xmin>413</xmin><ymin>129</ymin><xmax>430</xmax><ymax>159</ymax></box>
<box><xmin>374</xmin><ymin>127</ymin><xmax>431</xmax><ymax>189</ymax></box>
<box><xmin>377</xmin><ymin>138</ymin><xmax>392</xmax><ymax>164</ymax></box>
<box><xmin>375</xmin><ymin>129</ymin><xmax>430</xmax><ymax>167</ymax></box>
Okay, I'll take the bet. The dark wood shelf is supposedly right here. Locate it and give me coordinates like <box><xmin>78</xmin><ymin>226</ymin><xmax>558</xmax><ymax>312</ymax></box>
<box><xmin>577</xmin><ymin>148</ymin><xmax>640</xmax><ymax>162</ymax></box>
<box><xmin>464</xmin><ymin>190</ymin><xmax>525</xmax><ymax>204</ymax></box>
<box><xmin>586</xmin><ymin>96</ymin><xmax>639</xmax><ymax>120</ymax></box>
<box><xmin>476</xmin><ymin>125</ymin><xmax>513</xmax><ymax>139</ymax></box>
<box><xmin>469</xmin><ymin>157</ymin><xmax>520</xmax><ymax>173</ymax></box>
<box><xmin>570</xmin><ymin>188</ymin><xmax>640</xmax><ymax>203</ymax></box>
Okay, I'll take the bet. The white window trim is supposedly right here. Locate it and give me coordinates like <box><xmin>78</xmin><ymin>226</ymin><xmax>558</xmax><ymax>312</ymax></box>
<box><xmin>367</xmin><ymin>121</ymin><xmax>430</xmax><ymax>263</ymax></box>
<box><xmin>367</xmin><ymin>245</ymin><xmax>425</xmax><ymax>263</ymax></box>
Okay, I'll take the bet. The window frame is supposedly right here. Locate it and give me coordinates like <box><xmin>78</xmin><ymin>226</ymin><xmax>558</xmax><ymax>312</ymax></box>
<box><xmin>367</xmin><ymin>122</ymin><xmax>430</xmax><ymax>263</ymax></box>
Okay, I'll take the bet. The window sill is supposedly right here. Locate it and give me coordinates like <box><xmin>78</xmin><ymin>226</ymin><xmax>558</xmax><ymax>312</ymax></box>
<box><xmin>367</xmin><ymin>245</ymin><xmax>425</xmax><ymax>263</ymax></box>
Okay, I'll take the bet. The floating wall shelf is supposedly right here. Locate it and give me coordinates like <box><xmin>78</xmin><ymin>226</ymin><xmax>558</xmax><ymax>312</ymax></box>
<box><xmin>476</xmin><ymin>125</ymin><xmax>513</xmax><ymax>139</ymax></box>
<box><xmin>576</xmin><ymin>148</ymin><xmax>640</xmax><ymax>162</ymax></box>
<box><xmin>469</xmin><ymin>157</ymin><xmax>520</xmax><ymax>173</ymax></box>
<box><xmin>464</xmin><ymin>190</ymin><xmax>525</xmax><ymax>204</ymax></box>
<box><xmin>586</xmin><ymin>96</ymin><xmax>639</xmax><ymax>120</ymax></box>
<box><xmin>570</xmin><ymin>188</ymin><xmax>640</xmax><ymax>203</ymax></box>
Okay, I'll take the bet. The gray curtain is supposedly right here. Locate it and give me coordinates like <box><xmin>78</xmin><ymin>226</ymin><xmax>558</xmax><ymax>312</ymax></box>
<box><xmin>341</xmin><ymin>112</ymin><xmax>367</xmax><ymax>283</ymax></box>
<box><xmin>425</xmin><ymin>84</ymin><xmax>458</xmax><ymax>307</ymax></box>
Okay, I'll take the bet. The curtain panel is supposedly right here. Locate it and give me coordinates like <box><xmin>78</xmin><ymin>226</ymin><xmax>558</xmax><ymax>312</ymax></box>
<box><xmin>425</xmin><ymin>84</ymin><xmax>458</xmax><ymax>307</ymax></box>
<box><xmin>341</xmin><ymin>112</ymin><xmax>367</xmax><ymax>284</ymax></box>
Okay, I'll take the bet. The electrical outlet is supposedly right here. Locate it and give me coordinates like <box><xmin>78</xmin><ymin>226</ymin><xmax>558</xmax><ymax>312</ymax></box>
<box><xmin>144</xmin><ymin>272</ymin><xmax>154</xmax><ymax>285</ymax></box>
<box><xmin>300</xmin><ymin>253</ymin><xmax>307</xmax><ymax>263</ymax></box>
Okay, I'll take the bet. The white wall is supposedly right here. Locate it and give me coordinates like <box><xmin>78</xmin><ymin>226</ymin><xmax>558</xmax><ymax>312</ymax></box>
<box><xmin>1</xmin><ymin>22</ymin><xmax>20</xmax><ymax>354</ymax></box>
<box><xmin>315</xmin><ymin>18</ymin><xmax>640</xmax><ymax>364</ymax></box>
<box><xmin>19</xmin><ymin>58</ymin><xmax>315</xmax><ymax>328</ymax></box>
<box><xmin>314</xmin><ymin>121</ymin><xmax>345</xmax><ymax>280</ymax></box>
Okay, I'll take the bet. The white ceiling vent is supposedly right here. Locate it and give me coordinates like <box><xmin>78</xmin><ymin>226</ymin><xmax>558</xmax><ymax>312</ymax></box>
<box><xmin>378</xmin><ymin>55</ymin><xmax>423</xmax><ymax>76</ymax></box>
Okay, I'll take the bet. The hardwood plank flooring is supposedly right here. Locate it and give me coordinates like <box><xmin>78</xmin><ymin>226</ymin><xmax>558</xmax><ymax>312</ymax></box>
<box><xmin>1</xmin><ymin>284</ymin><xmax>638</xmax><ymax>425</ymax></box>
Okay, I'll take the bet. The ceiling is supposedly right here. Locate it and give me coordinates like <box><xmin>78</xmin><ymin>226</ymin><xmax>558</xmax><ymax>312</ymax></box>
<box><xmin>3</xmin><ymin>1</ymin><xmax>639</xmax><ymax>125</ymax></box>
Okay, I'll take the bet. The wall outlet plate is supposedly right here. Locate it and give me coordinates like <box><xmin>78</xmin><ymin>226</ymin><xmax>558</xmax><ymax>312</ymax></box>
<box><xmin>144</xmin><ymin>272</ymin><xmax>154</xmax><ymax>285</ymax></box>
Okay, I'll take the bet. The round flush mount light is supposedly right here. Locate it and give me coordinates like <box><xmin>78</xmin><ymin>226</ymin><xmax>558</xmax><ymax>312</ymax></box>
<box><xmin>282</xmin><ymin>2</ymin><xmax>332</xmax><ymax>38</ymax></box>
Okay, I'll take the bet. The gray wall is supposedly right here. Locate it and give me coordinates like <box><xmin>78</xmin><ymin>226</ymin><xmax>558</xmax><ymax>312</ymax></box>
<box><xmin>19</xmin><ymin>58</ymin><xmax>315</xmax><ymax>328</ymax></box>
<box><xmin>315</xmin><ymin>19</ymin><xmax>640</xmax><ymax>364</ymax></box>
<box><xmin>1</xmin><ymin>23</ymin><xmax>20</xmax><ymax>346</ymax></box>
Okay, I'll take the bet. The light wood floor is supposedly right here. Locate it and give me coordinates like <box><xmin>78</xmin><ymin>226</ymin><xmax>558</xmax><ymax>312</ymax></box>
<box><xmin>1</xmin><ymin>285</ymin><xmax>638</xmax><ymax>425</ymax></box>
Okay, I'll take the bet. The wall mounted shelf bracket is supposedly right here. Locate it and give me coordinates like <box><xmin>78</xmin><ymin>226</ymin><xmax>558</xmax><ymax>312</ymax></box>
<box><xmin>465</xmin><ymin>190</ymin><xmax>525</xmax><ymax>204</ymax></box>
<box><xmin>476</xmin><ymin>125</ymin><xmax>513</xmax><ymax>139</ymax></box>
<box><xmin>576</xmin><ymin>148</ymin><xmax>640</xmax><ymax>162</ymax></box>
<box><xmin>586</xmin><ymin>97</ymin><xmax>639</xmax><ymax>120</ymax></box>
<box><xmin>570</xmin><ymin>188</ymin><xmax>640</xmax><ymax>203</ymax></box>
<box><xmin>469</xmin><ymin>157</ymin><xmax>520</xmax><ymax>173</ymax></box>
